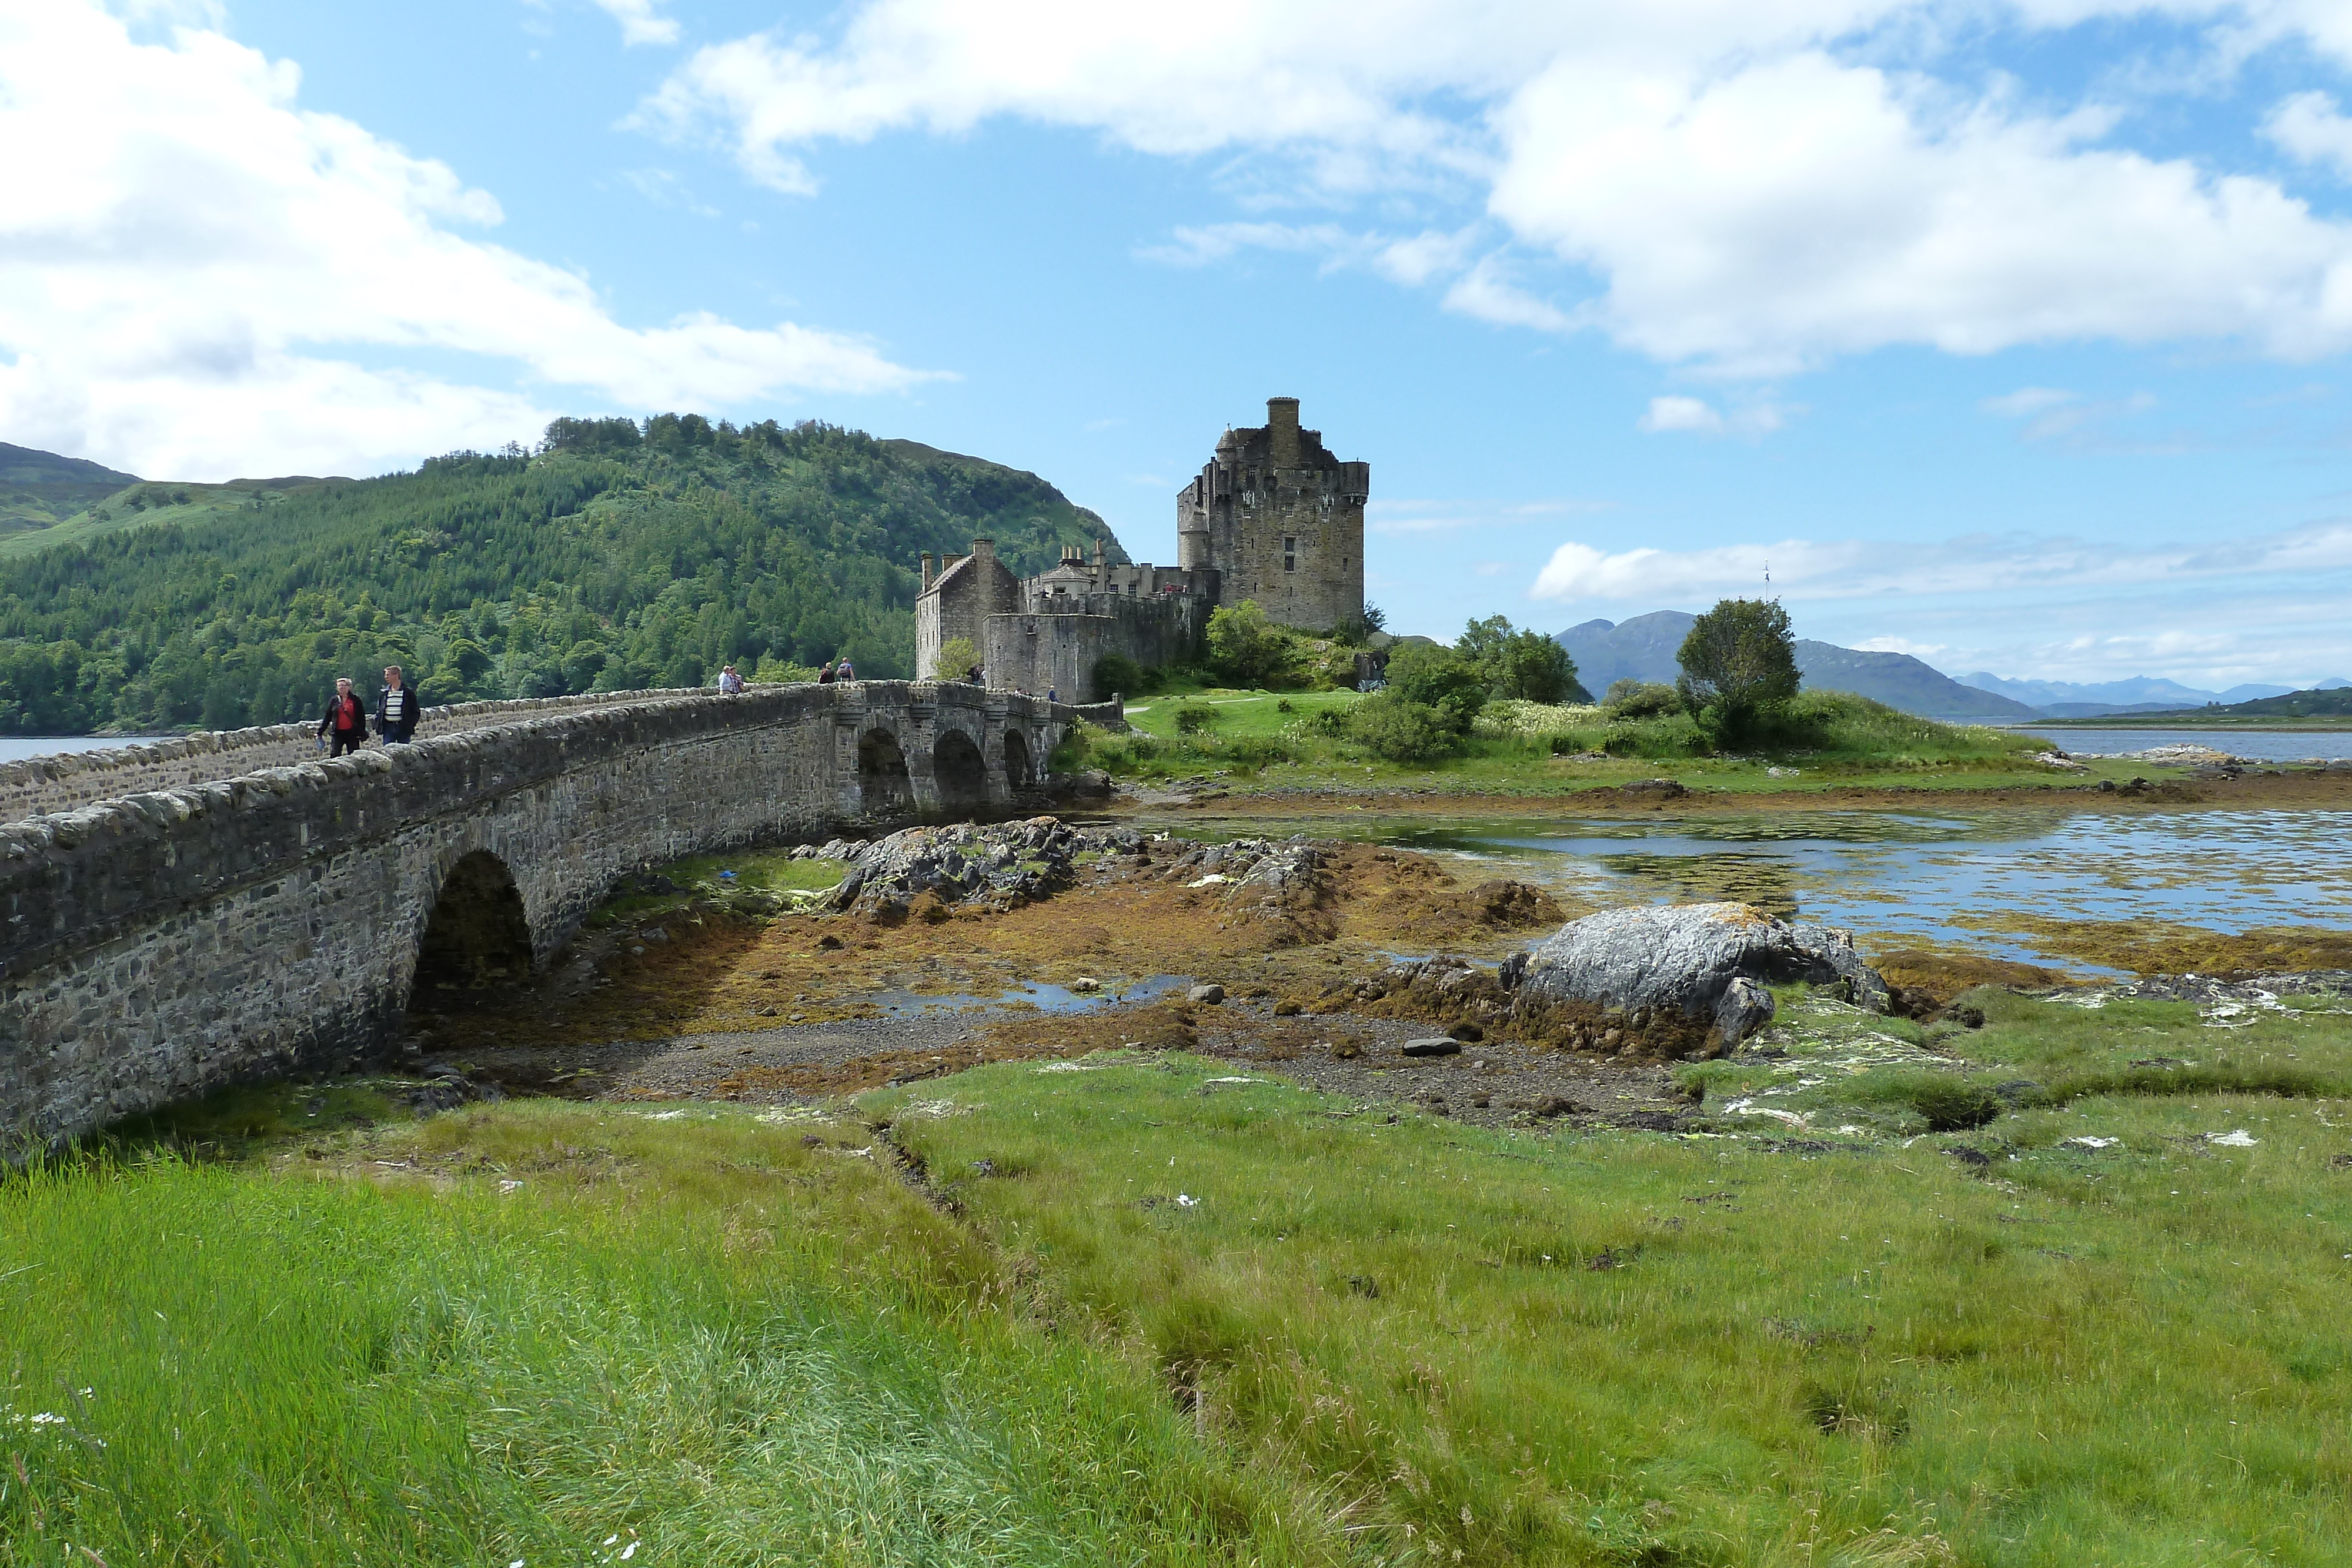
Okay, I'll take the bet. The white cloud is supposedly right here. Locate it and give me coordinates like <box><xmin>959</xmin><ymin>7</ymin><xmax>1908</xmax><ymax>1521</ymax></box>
<box><xmin>639</xmin><ymin>1</ymin><xmax>2352</xmax><ymax>373</ymax></box>
<box><xmin>1528</xmin><ymin>519</ymin><xmax>2352</xmax><ymax>603</ymax></box>
<box><xmin>1442</xmin><ymin>255</ymin><xmax>1576</xmax><ymax>332</ymax></box>
<box><xmin>1981</xmin><ymin>386</ymin><xmax>2157</xmax><ymax>443</ymax></box>
<box><xmin>0</xmin><ymin>3</ymin><xmax>934</xmax><ymax>479</ymax></box>
<box><xmin>1638</xmin><ymin>394</ymin><xmax>1790</xmax><ymax>435</ymax></box>
<box><xmin>1368</xmin><ymin>496</ymin><xmax>1613</xmax><ymax>536</ymax></box>
<box><xmin>1980</xmin><ymin>386</ymin><xmax>2077</xmax><ymax>417</ymax></box>
<box><xmin>592</xmin><ymin>0</ymin><xmax>679</xmax><ymax>48</ymax></box>
<box><xmin>1851</xmin><ymin>635</ymin><xmax>1946</xmax><ymax>657</ymax></box>
<box><xmin>1135</xmin><ymin>222</ymin><xmax>1356</xmax><ymax>269</ymax></box>
<box><xmin>2264</xmin><ymin>91</ymin><xmax>2352</xmax><ymax>181</ymax></box>
<box><xmin>1640</xmin><ymin>396</ymin><xmax>1725</xmax><ymax>433</ymax></box>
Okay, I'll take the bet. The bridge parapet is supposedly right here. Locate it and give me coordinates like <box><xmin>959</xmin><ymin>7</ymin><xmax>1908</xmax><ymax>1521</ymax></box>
<box><xmin>1</xmin><ymin>681</ymin><xmax>1076</xmax><ymax>1148</ymax></box>
<box><xmin>0</xmin><ymin>688</ymin><xmax>731</xmax><ymax>827</ymax></box>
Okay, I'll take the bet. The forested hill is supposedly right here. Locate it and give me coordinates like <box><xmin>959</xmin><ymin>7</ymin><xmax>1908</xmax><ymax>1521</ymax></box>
<box><xmin>0</xmin><ymin>413</ymin><xmax>1129</xmax><ymax>735</ymax></box>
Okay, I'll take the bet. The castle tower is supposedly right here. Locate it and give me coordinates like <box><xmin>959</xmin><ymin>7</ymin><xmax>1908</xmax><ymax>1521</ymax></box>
<box><xmin>1175</xmin><ymin>397</ymin><xmax>1367</xmax><ymax>630</ymax></box>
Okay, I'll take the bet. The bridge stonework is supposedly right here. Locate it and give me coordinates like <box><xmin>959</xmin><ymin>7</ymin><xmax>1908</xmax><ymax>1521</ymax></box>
<box><xmin>0</xmin><ymin>681</ymin><xmax>1100</xmax><ymax>1148</ymax></box>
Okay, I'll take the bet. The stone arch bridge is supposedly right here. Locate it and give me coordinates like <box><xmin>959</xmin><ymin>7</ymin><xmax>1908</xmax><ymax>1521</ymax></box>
<box><xmin>0</xmin><ymin>681</ymin><xmax>1114</xmax><ymax>1147</ymax></box>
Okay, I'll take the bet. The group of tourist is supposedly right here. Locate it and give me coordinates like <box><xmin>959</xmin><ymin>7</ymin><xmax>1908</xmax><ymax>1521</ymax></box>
<box><xmin>320</xmin><ymin>654</ymin><xmax>868</xmax><ymax>749</ymax></box>
<box><xmin>315</xmin><ymin>666</ymin><xmax>419</xmax><ymax>755</ymax></box>
<box><xmin>711</xmin><ymin>656</ymin><xmax>858</xmax><ymax>694</ymax></box>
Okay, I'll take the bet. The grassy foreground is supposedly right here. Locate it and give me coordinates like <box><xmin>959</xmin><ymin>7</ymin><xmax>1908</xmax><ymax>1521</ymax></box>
<box><xmin>9</xmin><ymin>985</ymin><xmax>2352</xmax><ymax>1564</ymax></box>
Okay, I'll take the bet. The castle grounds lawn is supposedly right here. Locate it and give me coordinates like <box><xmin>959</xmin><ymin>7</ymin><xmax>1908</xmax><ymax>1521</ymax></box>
<box><xmin>1105</xmin><ymin>688</ymin><xmax>2180</xmax><ymax>798</ymax></box>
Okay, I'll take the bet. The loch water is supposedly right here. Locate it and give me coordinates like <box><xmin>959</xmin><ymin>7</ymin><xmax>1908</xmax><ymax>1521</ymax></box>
<box><xmin>1172</xmin><ymin>806</ymin><xmax>2352</xmax><ymax>974</ymax></box>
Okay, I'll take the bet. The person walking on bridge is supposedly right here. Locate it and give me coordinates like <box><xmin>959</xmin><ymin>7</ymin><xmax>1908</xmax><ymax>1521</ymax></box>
<box><xmin>376</xmin><ymin>665</ymin><xmax>419</xmax><ymax>744</ymax></box>
<box><xmin>716</xmin><ymin>664</ymin><xmax>746</xmax><ymax>694</ymax></box>
<box><xmin>318</xmin><ymin>677</ymin><xmax>368</xmax><ymax>757</ymax></box>
<box><xmin>834</xmin><ymin>654</ymin><xmax>855</xmax><ymax>681</ymax></box>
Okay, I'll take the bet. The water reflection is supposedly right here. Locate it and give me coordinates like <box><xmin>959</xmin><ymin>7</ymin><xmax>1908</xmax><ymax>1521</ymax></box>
<box><xmin>1166</xmin><ymin>807</ymin><xmax>2352</xmax><ymax>972</ymax></box>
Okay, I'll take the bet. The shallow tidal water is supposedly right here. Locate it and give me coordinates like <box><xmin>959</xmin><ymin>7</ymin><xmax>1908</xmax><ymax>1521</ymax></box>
<box><xmin>2015</xmin><ymin>726</ymin><xmax>2352</xmax><ymax>761</ymax></box>
<box><xmin>1174</xmin><ymin>807</ymin><xmax>2352</xmax><ymax>973</ymax></box>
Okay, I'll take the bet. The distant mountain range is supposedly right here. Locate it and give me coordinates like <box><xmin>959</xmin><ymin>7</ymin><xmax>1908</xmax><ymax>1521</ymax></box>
<box><xmin>1958</xmin><ymin>670</ymin><xmax>2351</xmax><ymax>717</ymax></box>
<box><xmin>1551</xmin><ymin>610</ymin><xmax>2352</xmax><ymax>722</ymax></box>
<box><xmin>1555</xmin><ymin>612</ymin><xmax>2036</xmax><ymax>720</ymax></box>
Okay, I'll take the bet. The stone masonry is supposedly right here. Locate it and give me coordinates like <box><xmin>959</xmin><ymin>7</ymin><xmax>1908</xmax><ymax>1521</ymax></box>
<box><xmin>0</xmin><ymin>681</ymin><xmax>1108</xmax><ymax>1149</ymax></box>
<box><xmin>914</xmin><ymin>397</ymin><xmax>1368</xmax><ymax>701</ymax></box>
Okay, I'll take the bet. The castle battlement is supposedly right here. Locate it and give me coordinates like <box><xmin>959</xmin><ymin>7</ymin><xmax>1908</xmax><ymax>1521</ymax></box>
<box><xmin>917</xmin><ymin>398</ymin><xmax>1366</xmax><ymax>700</ymax></box>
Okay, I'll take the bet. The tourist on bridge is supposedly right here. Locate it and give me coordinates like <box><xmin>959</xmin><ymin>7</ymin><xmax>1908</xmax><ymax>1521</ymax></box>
<box><xmin>716</xmin><ymin>664</ymin><xmax>746</xmax><ymax>694</ymax></box>
<box><xmin>835</xmin><ymin>654</ymin><xmax>855</xmax><ymax>680</ymax></box>
<box><xmin>318</xmin><ymin>678</ymin><xmax>368</xmax><ymax>757</ymax></box>
<box><xmin>376</xmin><ymin>666</ymin><xmax>419</xmax><ymax>744</ymax></box>
<box><xmin>817</xmin><ymin>660</ymin><xmax>837</xmax><ymax>684</ymax></box>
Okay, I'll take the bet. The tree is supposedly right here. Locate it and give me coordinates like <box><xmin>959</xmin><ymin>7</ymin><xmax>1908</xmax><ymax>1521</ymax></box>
<box><xmin>935</xmin><ymin>637</ymin><xmax>980</xmax><ymax>680</ymax></box>
<box><xmin>1456</xmin><ymin>614</ymin><xmax>1584</xmax><ymax>704</ymax></box>
<box><xmin>1205</xmin><ymin>600</ymin><xmax>1298</xmax><ymax>687</ymax></box>
<box><xmin>1384</xmin><ymin>641</ymin><xmax>1487</xmax><ymax>734</ymax></box>
<box><xmin>1676</xmin><ymin>598</ymin><xmax>1799</xmax><ymax>735</ymax></box>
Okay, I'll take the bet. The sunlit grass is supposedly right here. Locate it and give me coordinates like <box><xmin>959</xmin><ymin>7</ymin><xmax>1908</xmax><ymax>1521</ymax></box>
<box><xmin>871</xmin><ymin>1037</ymin><xmax>2352</xmax><ymax>1566</ymax></box>
<box><xmin>1</xmin><ymin>1102</ymin><xmax>1335</xmax><ymax>1566</ymax></box>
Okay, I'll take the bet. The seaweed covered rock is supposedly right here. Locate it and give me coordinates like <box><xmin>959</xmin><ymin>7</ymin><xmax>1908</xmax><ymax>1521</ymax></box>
<box><xmin>1506</xmin><ymin>902</ymin><xmax>1890</xmax><ymax>1055</ymax></box>
<box><xmin>815</xmin><ymin>816</ymin><xmax>1146</xmax><ymax>914</ymax></box>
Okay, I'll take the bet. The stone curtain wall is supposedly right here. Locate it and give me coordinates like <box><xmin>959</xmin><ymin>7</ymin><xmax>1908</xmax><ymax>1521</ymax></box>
<box><xmin>984</xmin><ymin>592</ymin><xmax>1205</xmax><ymax>703</ymax></box>
<box><xmin>1</xmin><ymin>681</ymin><xmax>1067</xmax><ymax>1148</ymax></box>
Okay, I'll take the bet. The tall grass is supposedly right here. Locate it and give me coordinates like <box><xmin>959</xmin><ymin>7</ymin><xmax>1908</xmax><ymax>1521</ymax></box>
<box><xmin>873</xmin><ymin>1033</ymin><xmax>2352</xmax><ymax>1566</ymax></box>
<box><xmin>0</xmin><ymin>1103</ymin><xmax>1335</xmax><ymax>1566</ymax></box>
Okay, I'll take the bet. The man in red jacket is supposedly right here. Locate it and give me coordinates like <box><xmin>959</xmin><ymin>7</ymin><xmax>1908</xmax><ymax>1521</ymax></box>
<box><xmin>318</xmin><ymin>677</ymin><xmax>369</xmax><ymax>756</ymax></box>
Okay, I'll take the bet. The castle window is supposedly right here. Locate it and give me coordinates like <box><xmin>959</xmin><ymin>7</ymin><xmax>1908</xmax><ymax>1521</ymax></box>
<box><xmin>1284</xmin><ymin>535</ymin><xmax>1297</xmax><ymax>573</ymax></box>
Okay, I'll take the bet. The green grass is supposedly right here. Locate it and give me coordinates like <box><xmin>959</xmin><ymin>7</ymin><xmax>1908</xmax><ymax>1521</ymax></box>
<box><xmin>1097</xmin><ymin>689</ymin><xmax>2160</xmax><ymax>798</ymax></box>
<box><xmin>873</xmin><ymin>1019</ymin><xmax>2352</xmax><ymax>1565</ymax></box>
<box><xmin>21</xmin><ymin>989</ymin><xmax>2352</xmax><ymax>1563</ymax></box>
<box><xmin>1</xmin><ymin>1102</ymin><xmax>1332</xmax><ymax>1566</ymax></box>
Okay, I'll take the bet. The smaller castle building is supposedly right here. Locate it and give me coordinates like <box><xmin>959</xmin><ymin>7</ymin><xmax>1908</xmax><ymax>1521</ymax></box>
<box><xmin>917</xmin><ymin>397</ymin><xmax>1367</xmax><ymax>701</ymax></box>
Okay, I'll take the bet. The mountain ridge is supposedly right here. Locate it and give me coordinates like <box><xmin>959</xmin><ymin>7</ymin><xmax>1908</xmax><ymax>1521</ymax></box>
<box><xmin>1553</xmin><ymin>611</ymin><xmax>2037</xmax><ymax>720</ymax></box>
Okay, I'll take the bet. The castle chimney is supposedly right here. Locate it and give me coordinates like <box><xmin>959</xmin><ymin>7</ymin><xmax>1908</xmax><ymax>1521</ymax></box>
<box><xmin>1267</xmin><ymin>396</ymin><xmax>1301</xmax><ymax>467</ymax></box>
<box><xmin>920</xmin><ymin>551</ymin><xmax>936</xmax><ymax>591</ymax></box>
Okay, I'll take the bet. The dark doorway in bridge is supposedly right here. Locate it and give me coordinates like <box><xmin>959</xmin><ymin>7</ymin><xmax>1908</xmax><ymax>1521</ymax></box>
<box><xmin>934</xmin><ymin>730</ymin><xmax>988</xmax><ymax>811</ymax></box>
<box><xmin>1002</xmin><ymin>728</ymin><xmax>1034</xmax><ymax>791</ymax></box>
<box><xmin>859</xmin><ymin>727</ymin><xmax>914</xmax><ymax>812</ymax></box>
<box><xmin>409</xmin><ymin>851</ymin><xmax>534</xmax><ymax>1007</ymax></box>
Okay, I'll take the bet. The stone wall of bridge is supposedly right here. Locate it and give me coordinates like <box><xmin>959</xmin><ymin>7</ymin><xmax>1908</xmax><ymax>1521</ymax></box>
<box><xmin>0</xmin><ymin>681</ymin><xmax>1073</xmax><ymax>1148</ymax></box>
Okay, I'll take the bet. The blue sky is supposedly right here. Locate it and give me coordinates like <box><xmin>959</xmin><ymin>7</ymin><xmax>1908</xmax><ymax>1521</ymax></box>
<box><xmin>5</xmin><ymin>0</ymin><xmax>2352</xmax><ymax>688</ymax></box>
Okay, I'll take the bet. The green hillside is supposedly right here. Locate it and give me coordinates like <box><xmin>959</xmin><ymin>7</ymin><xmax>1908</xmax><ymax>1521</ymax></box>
<box><xmin>0</xmin><ymin>442</ymin><xmax>143</xmax><ymax>537</ymax></box>
<box><xmin>0</xmin><ymin>414</ymin><xmax>1128</xmax><ymax>735</ymax></box>
<box><xmin>2056</xmin><ymin>686</ymin><xmax>2352</xmax><ymax>725</ymax></box>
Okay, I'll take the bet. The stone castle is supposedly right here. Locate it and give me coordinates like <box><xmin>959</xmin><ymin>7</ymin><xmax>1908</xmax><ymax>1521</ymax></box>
<box><xmin>917</xmin><ymin>396</ymin><xmax>1368</xmax><ymax>700</ymax></box>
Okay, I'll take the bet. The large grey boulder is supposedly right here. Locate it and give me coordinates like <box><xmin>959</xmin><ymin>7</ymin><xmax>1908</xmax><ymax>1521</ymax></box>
<box><xmin>1508</xmin><ymin>902</ymin><xmax>1889</xmax><ymax>1053</ymax></box>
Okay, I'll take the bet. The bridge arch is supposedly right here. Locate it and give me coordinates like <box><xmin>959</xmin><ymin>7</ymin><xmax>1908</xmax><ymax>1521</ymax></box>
<box><xmin>409</xmin><ymin>850</ymin><xmax>534</xmax><ymax>1007</ymax></box>
<box><xmin>934</xmin><ymin>728</ymin><xmax>988</xmax><ymax>811</ymax></box>
<box><xmin>858</xmin><ymin>726</ymin><xmax>914</xmax><ymax>813</ymax></box>
<box><xmin>1001</xmin><ymin>728</ymin><xmax>1034</xmax><ymax>791</ymax></box>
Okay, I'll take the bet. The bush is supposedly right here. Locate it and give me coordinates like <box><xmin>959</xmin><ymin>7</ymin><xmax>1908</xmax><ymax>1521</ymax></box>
<box><xmin>1384</xmin><ymin>643</ymin><xmax>1486</xmax><ymax>733</ymax></box>
<box><xmin>1603</xmin><ymin>679</ymin><xmax>1682</xmax><ymax>718</ymax></box>
<box><xmin>1173</xmin><ymin>703</ymin><xmax>1218</xmax><ymax>734</ymax></box>
<box><xmin>1093</xmin><ymin>652</ymin><xmax>1152</xmax><ymax>697</ymax></box>
<box><xmin>1599</xmin><ymin>712</ymin><xmax>1708</xmax><ymax>758</ymax></box>
<box><xmin>1345</xmin><ymin>692</ymin><xmax>1455</xmax><ymax>762</ymax></box>
<box><xmin>1206</xmin><ymin>601</ymin><xmax>1305</xmax><ymax>687</ymax></box>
